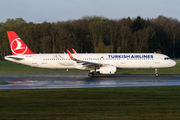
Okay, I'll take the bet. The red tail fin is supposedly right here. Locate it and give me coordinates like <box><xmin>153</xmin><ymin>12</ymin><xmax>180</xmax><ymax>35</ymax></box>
<box><xmin>7</xmin><ymin>31</ymin><xmax>36</xmax><ymax>55</ymax></box>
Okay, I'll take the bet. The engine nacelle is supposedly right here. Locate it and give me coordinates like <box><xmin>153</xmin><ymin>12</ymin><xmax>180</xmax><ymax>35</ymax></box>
<box><xmin>96</xmin><ymin>65</ymin><xmax>117</xmax><ymax>74</ymax></box>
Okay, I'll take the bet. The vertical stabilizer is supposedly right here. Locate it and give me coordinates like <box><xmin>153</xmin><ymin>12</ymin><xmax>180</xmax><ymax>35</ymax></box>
<box><xmin>7</xmin><ymin>31</ymin><xmax>36</xmax><ymax>55</ymax></box>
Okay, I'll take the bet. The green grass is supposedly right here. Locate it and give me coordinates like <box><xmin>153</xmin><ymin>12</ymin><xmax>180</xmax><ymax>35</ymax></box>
<box><xmin>0</xmin><ymin>60</ymin><xmax>179</xmax><ymax>75</ymax></box>
<box><xmin>0</xmin><ymin>87</ymin><xmax>180</xmax><ymax>119</ymax></box>
<box><xmin>0</xmin><ymin>60</ymin><xmax>180</xmax><ymax>119</ymax></box>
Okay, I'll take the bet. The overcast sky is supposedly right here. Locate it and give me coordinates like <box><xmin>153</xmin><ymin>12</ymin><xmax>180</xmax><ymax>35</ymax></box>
<box><xmin>1</xmin><ymin>0</ymin><xmax>180</xmax><ymax>23</ymax></box>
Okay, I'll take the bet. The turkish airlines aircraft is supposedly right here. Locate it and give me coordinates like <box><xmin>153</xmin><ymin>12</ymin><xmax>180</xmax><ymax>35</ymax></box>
<box><xmin>5</xmin><ymin>31</ymin><xmax>176</xmax><ymax>77</ymax></box>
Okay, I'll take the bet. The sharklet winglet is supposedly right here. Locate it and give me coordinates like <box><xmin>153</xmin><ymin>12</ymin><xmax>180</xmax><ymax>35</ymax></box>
<box><xmin>72</xmin><ymin>48</ymin><xmax>77</xmax><ymax>54</ymax></box>
<box><xmin>66</xmin><ymin>49</ymin><xmax>74</xmax><ymax>59</ymax></box>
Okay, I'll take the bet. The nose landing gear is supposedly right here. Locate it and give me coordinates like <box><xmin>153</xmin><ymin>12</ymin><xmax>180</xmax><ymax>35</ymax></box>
<box><xmin>155</xmin><ymin>69</ymin><xmax>159</xmax><ymax>77</ymax></box>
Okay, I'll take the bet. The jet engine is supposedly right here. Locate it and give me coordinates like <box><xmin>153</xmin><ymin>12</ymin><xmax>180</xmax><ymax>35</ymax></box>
<box><xmin>96</xmin><ymin>65</ymin><xmax>117</xmax><ymax>74</ymax></box>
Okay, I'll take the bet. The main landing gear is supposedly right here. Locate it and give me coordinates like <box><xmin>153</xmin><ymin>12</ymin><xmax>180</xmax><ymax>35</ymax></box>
<box><xmin>155</xmin><ymin>69</ymin><xmax>159</xmax><ymax>77</ymax></box>
<box><xmin>88</xmin><ymin>72</ymin><xmax>94</xmax><ymax>77</ymax></box>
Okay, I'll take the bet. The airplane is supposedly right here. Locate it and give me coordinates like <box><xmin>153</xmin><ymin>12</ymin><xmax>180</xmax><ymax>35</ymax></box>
<box><xmin>5</xmin><ymin>31</ymin><xmax>176</xmax><ymax>77</ymax></box>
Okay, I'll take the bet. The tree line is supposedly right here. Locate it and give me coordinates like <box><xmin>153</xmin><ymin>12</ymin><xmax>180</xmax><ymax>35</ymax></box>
<box><xmin>0</xmin><ymin>15</ymin><xmax>180</xmax><ymax>59</ymax></box>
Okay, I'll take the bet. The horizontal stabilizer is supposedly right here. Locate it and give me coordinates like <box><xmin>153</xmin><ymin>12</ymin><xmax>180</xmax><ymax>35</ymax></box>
<box><xmin>5</xmin><ymin>56</ymin><xmax>24</xmax><ymax>61</ymax></box>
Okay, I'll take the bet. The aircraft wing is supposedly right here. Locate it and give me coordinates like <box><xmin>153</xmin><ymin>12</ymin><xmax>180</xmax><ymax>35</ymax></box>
<box><xmin>66</xmin><ymin>49</ymin><xmax>103</xmax><ymax>69</ymax></box>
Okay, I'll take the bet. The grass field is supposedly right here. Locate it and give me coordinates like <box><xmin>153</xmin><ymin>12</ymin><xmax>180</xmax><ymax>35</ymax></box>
<box><xmin>0</xmin><ymin>60</ymin><xmax>179</xmax><ymax>75</ymax></box>
<box><xmin>0</xmin><ymin>87</ymin><xmax>180</xmax><ymax>120</ymax></box>
<box><xmin>0</xmin><ymin>61</ymin><xmax>180</xmax><ymax>119</ymax></box>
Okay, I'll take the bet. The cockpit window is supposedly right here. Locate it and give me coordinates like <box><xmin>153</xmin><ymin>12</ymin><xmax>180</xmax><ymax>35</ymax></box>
<box><xmin>164</xmin><ymin>57</ymin><xmax>170</xmax><ymax>60</ymax></box>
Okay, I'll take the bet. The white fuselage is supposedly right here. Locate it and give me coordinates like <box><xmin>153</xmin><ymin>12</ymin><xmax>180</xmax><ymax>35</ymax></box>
<box><xmin>5</xmin><ymin>53</ymin><xmax>176</xmax><ymax>70</ymax></box>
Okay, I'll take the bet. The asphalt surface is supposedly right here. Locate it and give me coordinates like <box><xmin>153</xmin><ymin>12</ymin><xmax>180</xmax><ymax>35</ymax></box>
<box><xmin>0</xmin><ymin>75</ymin><xmax>180</xmax><ymax>89</ymax></box>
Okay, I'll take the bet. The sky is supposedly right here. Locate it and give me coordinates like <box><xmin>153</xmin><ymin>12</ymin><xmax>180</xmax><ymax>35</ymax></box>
<box><xmin>1</xmin><ymin>0</ymin><xmax>180</xmax><ymax>23</ymax></box>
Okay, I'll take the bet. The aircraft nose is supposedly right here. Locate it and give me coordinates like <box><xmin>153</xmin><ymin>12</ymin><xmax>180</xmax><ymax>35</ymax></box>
<box><xmin>171</xmin><ymin>60</ymin><xmax>176</xmax><ymax>67</ymax></box>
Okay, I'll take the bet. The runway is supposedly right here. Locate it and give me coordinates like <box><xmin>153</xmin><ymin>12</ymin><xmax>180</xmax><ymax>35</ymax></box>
<box><xmin>0</xmin><ymin>75</ymin><xmax>180</xmax><ymax>89</ymax></box>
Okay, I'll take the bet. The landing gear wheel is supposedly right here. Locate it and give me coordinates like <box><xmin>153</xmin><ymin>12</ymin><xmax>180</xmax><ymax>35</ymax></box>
<box><xmin>155</xmin><ymin>73</ymin><xmax>159</xmax><ymax>77</ymax></box>
<box><xmin>88</xmin><ymin>72</ymin><xmax>94</xmax><ymax>77</ymax></box>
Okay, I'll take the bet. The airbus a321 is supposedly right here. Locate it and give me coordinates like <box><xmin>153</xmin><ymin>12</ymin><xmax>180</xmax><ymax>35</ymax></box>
<box><xmin>5</xmin><ymin>31</ymin><xmax>176</xmax><ymax>77</ymax></box>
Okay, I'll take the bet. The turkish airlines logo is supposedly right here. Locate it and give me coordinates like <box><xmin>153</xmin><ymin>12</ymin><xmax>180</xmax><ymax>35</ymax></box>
<box><xmin>11</xmin><ymin>38</ymin><xmax>27</xmax><ymax>55</ymax></box>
